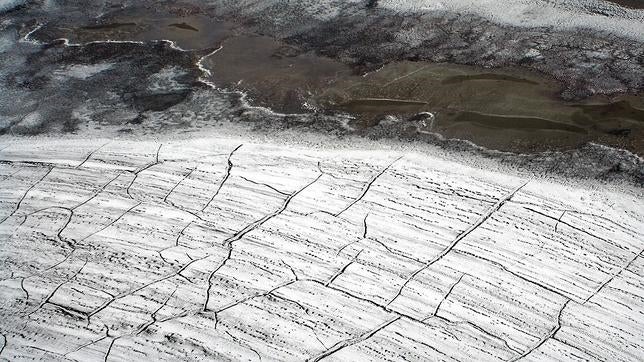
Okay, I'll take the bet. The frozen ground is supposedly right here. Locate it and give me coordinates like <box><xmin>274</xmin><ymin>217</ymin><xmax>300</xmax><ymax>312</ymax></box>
<box><xmin>0</xmin><ymin>136</ymin><xmax>642</xmax><ymax>361</ymax></box>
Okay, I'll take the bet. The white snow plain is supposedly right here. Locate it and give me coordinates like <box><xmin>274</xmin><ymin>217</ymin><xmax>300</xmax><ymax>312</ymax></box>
<box><xmin>379</xmin><ymin>0</ymin><xmax>644</xmax><ymax>40</ymax></box>
<box><xmin>0</xmin><ymin>136</ymin><xmax>642</xmax><ymax>361</ymax></box>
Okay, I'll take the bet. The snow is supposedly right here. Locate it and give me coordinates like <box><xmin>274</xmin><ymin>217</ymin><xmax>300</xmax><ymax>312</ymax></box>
<box><xmin>0</xmin><ymin>135</ymin><xmax>642</xmax><ymax>361</ymax></box>
<box><xmin>52</xmin><ymin>63</ymin><xmax>114</xmax><ymax>81</ymax></box>
<box><xmin>379</xmin><ymin>0</ymin><xmax>644</xmax><ymax>40</ymax></box>
<box><xmin>147</xmin><ymin>66</ymin><xmax>189</xmax><ymax>93</ymax></box>
<box><xmin>13</xmin><ymin>112</ymin><xmax>42</xmax><ymax>130</ymax></box>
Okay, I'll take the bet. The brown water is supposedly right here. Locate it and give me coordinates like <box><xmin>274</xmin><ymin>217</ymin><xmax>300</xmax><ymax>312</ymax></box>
<box><xmin>204</xmin><ymin>35</ymin><xmax>355</xmax><ymax>113</ymax></box>
<box><xmin>203</xmin><ymin>35</ymin><xmax>644</xmax><ymax>154</ymax></box>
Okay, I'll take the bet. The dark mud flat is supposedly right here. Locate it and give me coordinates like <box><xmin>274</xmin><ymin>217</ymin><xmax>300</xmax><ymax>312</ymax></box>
<box><xmin>0</xmin><ymin>38</ymin><xmax>204</xmax><ymax>134</ymax></box>
<box><xmin>605</xmin><ymin>0</ymin><xmax>644</xmax><ymax>9</ymax></box>
<box><xmin>1</xmin><ymin>0</ymin><xmax>644</xmax><ymax>160</ymax></box>
<box><xmin>203</xmin><ymin>35</ymin><xmax>644</xmax><ymax>154</ymax></box>
<box><xmin>212</xmin><ymin>0</ymin><xmax>643</xmax><ymax>102</ymax></box>
<box><xmin>30</xmin><ymin>6</ymin><xmax>235</xmax><ymax>50</ymax></box>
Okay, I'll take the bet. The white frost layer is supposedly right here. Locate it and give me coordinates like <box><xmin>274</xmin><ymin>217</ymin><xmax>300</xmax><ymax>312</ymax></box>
<box><xmin>0</xmin><ymin>136</ymin><xmax>642</xmax><ymax>361</ymax></box>
<box><xmin>380</xmin><ymin>0</ymin><xmax>644</xmax><ymax>40</ymax></box>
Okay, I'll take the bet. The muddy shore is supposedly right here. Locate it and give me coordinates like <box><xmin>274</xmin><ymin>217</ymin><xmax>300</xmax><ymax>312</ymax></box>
<box><xmin>0</xmin><ymin>0</ymin><xmax>642</xmax><ymax>179</ymax></box>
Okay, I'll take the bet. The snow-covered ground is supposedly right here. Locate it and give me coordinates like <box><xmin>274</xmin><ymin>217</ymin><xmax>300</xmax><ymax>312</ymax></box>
<box><xmin>379</xmin><ymin>0</ymin><xmax>644</xmax><ymax>40</ymax></box>
<box><xmin>0</xmin><ymin>136</ymin><xmax>642</xmax><ymax>361</ymax></box>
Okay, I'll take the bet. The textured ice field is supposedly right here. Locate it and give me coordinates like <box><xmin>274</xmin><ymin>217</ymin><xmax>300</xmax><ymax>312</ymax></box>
<box><xmin>0</xmin><ymin>136</ymin><xmax>642</xmax><ymax>361</ymax></box>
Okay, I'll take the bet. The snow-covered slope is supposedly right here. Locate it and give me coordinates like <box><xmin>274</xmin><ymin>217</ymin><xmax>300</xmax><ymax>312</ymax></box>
<box><xmin>379</xmin><ymin>0</ymin><xmax>644</xmax><ymax>40</ymax></box>
<box><xmin>0</xmin><ymin>136</ymin><xmax>642</xmax><ymax>361</ymax></box>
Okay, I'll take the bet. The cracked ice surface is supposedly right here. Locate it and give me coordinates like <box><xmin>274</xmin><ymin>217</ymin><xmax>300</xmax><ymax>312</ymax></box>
<box><xmin>0</xmin><ymin>137</ymin><xmax>642</xmax><ymax>361</ymax></box>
